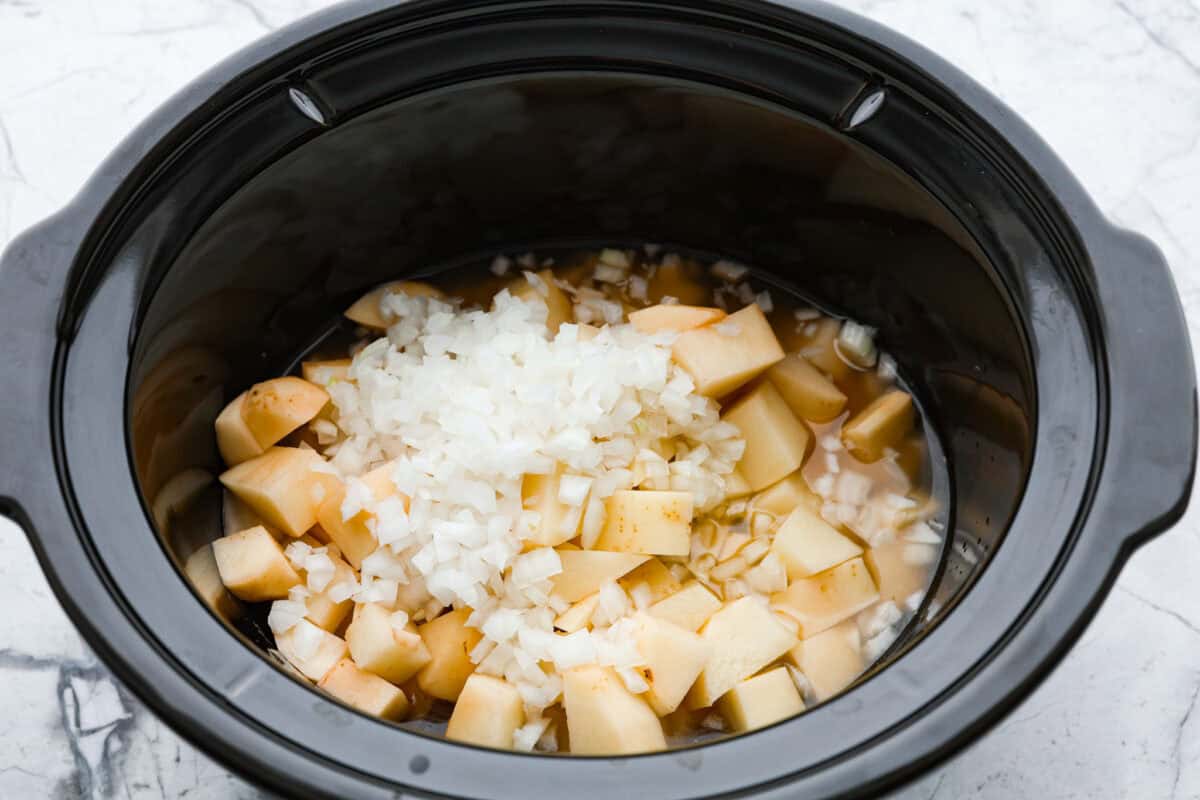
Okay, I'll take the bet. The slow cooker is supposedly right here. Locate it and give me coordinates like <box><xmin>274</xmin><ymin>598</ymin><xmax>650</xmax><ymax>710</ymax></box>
<box><xmin>0</xmin><ymin>0</ymin><xmax>1193</xmax><ymax>797</ymax></box>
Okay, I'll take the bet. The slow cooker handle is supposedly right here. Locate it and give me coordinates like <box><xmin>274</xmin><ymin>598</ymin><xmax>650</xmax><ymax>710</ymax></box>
<box><xmin>1089</xmin><ymin>229</ymin><xmax>1196</xmax><ymax>549</ymax></box>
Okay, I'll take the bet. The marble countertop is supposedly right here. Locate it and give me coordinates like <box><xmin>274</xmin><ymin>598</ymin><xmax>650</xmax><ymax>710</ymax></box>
<box><xmin>1</xmin><ymin>0</ymin><xmax>1198</xmax><ymax>797</ymax></box>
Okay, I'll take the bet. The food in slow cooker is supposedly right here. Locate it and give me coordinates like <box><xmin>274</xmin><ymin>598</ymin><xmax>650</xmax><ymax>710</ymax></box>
<box><xmin>199</xmin><ymin>249</ymin><xmax>942</xmax><ymax>753</ymax></box>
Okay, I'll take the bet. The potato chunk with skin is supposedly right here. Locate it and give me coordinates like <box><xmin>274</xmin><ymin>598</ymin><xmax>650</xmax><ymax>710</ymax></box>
<box><xmin>316</xmin><ymin>462</ymin><xmax>403</xmax><ymax>569</ymax></box>
<box><xmin>749</xmin><ymin>471</ymin><xmax>821</xmax><ymax>517</ymax></box>
<box><xmin>672</xmin><ymin>304</ymin><xmax>785</xmax><ymax>397</ymax></box>
<box><xmin>646</xmin><ymin>257</ymin><xmax>711</xmax><ymax>306</ymax></box>
<box><xmin>215</xmin><ymin>392</ymin><xmax>264</xmax><ymax>466</ymax></box>
<box><xmin>319</xmin><ymin>658</ymin><xmax>410</xmax><ymax>721</ymax></box>
<box><xmin>842</xmin><ymin>390</ymin><xmax>915</xmax><ymax>463</ymax></box>
<box><xmin>619</xmin><ymin>558</ymin><xmax>682</xmax><ymax>605</ymax></box>
<box><xmin>346</xmin><ymin>603</ymin><xmax>432</xmax><ymax>685</ymax></box>
<box><xmin>276</xmin><ymin>621</ymin><xmax>349</xmax><ymax>681</ymax></box>
<box><xmin>446</xmin><ymin>674</ymin><xmax>525</xmax><ymax>749</ymax></box>
<box><xmin>301</xmin><ymin>358</ymin><xmax>351</xmax><ymax>388</ymax></box>
<box><xmin>687</xmin><ymin>597</ymin><xmax>796</xmax><ymax>708</ymax></box>
<box><xmin>864</xmin><ymin>543</ymin><xmax>934</xmax><ymax>604</ymax></box>
<box><xmin>786</xmin><ymin>620</ymin><xmax>864</xmax><ymax>701</ymax></box>
<box><xmin>554</xmin><ymin>593</ymin><xmax>599</xmax><ymax>632</ymax></box>
<box><xmin>220</xmin><ymin>447</ymin><xmax>336</xmax><ymax>538</ymax></box>
<box><xmin>767</xmin><ymin>354</ymin><xmax>848</xmax><ymax>423</ymax></box>
<box><xmin>797</xmin><ymin>317</ymin><xmax>851</xmax><ymax>381</ymax></box>
<box><xmin>509</xmin><ymin>269</ymin><xmax>572</xmax><ymax>333</ymax></box>
<box><xmin>724</xmin><ymin>469</ymin><xmax>754</xmax><ymax>500</ymax></box>
<box><xmin>772</xmin><ymin>505</ymin><xmax>863</xmax><ymax>579</ymax></box>
<box><xmin>345</xmin><ymin>280</ymin><xmax>445</xmax><ymax>329</ymax></box>
<box><xmin>648</xmin><ymin>581</ymin><xmax>722</xmax><ymax>632</ymax></box>
<box><xmin>717</xmin><ymin>667</ymin><xmax>805</xmax><ymax>732</ymax></box>
<box><xmin>417</xmin><ymin>608</ymin><xmax>483</xmax><ymax>702</ymax></box>
<box><xmin>550</xmin><ymin>550</ymin><xmax>649</xmax><ymax>603</ymax></box>
<box><xmin>772</xmin><ymin>557</ymin><xmax>880</xmax><ymax>639</ymax></box>
<box><xmin>722</xmin><ymin>381</ymin><xmax>811</xmax><ymax>492</ymax></box>
<box><xmin>522</xmin><ymin>466</ymin><xmax>584</xmax><ymax>547</ymax></box>
<box><xmin>595</xmin><ymin>490</ymin><xmax>693</xmax><ymax>556</ymax></box>
<box><xmin>303</xmin><ymin>556</ymin><xmax>356</xmax><ymax>632</ymax></box>
<box><xmin>242</xmin><ymin>377</ymin><xmax>329</xmax><ymax>449</ymax></box>
<box><xmin>629</xmin><ymin>304</ymin><xmax>726</xmax><ymax>334</ymax></box>
<box><xmin>633</xmin><ymin>613</ymin><xmax>712</xmax><ymax>716</ymax></box>
<box><xmin>212</xmin><ymin>526</ymin><xmax>301</xmax><ymax>602</ymax></box>
<box><xmin>563</xmin><ymin>666</ymin><xmax>667</xmax><ymax>754</ymax></box>
<box><xmin>184</xmin><ymin>543</ymin><xmax>241</xmax><ymax>620</ymax></box>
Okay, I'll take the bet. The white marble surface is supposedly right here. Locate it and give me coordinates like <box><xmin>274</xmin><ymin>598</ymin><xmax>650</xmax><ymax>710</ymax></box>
<box><xmin>1</xmin><ymin>0</ymin><xmax>1198</xmax><ymax>797</ymax></box>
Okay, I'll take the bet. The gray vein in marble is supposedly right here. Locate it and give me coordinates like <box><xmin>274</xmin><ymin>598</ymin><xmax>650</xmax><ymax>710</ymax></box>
<box><xmin>1171</xmin><ymin>682</ymin><xmax>1200</xmax><ymax>799</ymax></box>
<box><xmin>1115</xmin><ymin>0</ymin><xmax>1200</xmax><ymax>77</ymax></box>
<box><xmin>229</xmin><ymin>0</ymin><xmax>275</xmax><ymax>31</ymax></box>
<box><xmin>0</xmin><ymin>114</ymin><xmax>25</xmax><ymax>184</ymax></box>
<box><xmin>1119</xmin><ymin>585</ymin><xmax>1200</xmax><ymax>638</ymax></box>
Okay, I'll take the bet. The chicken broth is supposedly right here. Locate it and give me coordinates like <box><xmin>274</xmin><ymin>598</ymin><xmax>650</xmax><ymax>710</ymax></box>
<box><xmin>204</xmin><ymin>247</ymin><xmax>947</xmax><ymax>753</ymax></box>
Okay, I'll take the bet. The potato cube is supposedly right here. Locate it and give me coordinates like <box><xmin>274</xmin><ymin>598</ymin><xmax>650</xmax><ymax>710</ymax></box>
<box><xmin>724</xmin><ymin>469</ymin><xmax>754</xmax><ymax>500</ymax></box>
<box><xmin>646</xmin><ymin>257</ymin><xmax>711</xmax><ymax>306</ymax></box>
<box><xmin>215</xmin><ymin>392</ymin><xmax>264</xmax><ymax>466</ymax></box>
<box><xmin>345</xmin><ymin>280</ymin><xmax>445</xmax><ymax>329</ymax></box>
<box><xmin>241</xmin><ymin>377</ymin><xmax>329</xmax><ymax>449</ymax></box>
<box><xmin>619</xmin><ymin>558</ymin><xmax>682</xmax><ymax>605</ymax></box>
<box><xmin>772</xmin><ymin>557</ymin><xmax>880</xmax><ymax>639</ymax></box>
<box><xmin>316</xmin><ymin>462</ymin><xmax>402</xmax><ymax>569</ymax></box>
<box><xmin>595</xmin><ymin>490</ymin><xmax>693</xmax><ymax>556</ymax></box>
<box><xmin>688</xmin><ymin>597</ymin><xmax>796</xmax><ymax>708</ymax></box>
<box><xmin>722</xmin><ymin>381</ymin><xmax>811</xmax><ymax>492</ymax></box>
<box><xmin>446</xmin><ymin>674</ymin><xmax>525</xmax><ymax>749</ymax></box>
<box><xmin>841</xmin><ymin>390</ymin><xmax>915</xmax><ymax>463</ymax></box>
<box><xmin>509</xmin><ymin>269</ymin><xmax>572</xmax><ymax>333</ymax></box>
<box><xmin>749</xmin><ymin>471</ymin><xmax>821</xmax><ymax>518</ymax></box>
<box><xmin>629</xmin><ymin>304</ymin><xmax>726</xmax><ymax>334</ymax></box>
<box><xmin>647</xmin><ymin>581</ymin><xmax>722</xmax><ymax>631</ymax></box>
<box><xmin>717</xmin><ymin>667</ymin><xmax>805</xmax><ymax>732</ymax></box>
<box><xmin>633</xmin><ymin>614</ymin><xmax>712</xmax><ymax>716</ymax></box>
<box><xmin>563</xmin><ymin>666</ymin><xmax>667</xmax><ymax>754</ymax></box>
<box><xmin>554</xmin><ymin>593</ymin><xmax>599</xmax><ymax>632</ymax></box>
<box><xmin>796</xmin><ymin>317</ymin><xmax>850</xmax><ymax>381</ymax></box>
<box><xmin>222</xmin><ymin>491</ymin><xmax>277</xmax><ymax>538</ymax></box>
<box><xmin>346</xmin><ymin>603</ymin><xmax>432</xmax><ymax>685</ymax></box>
<box><xmin>550</xmin><ymin>550</ymin><xmax>649</xmax><ymax>603</ymax></box>
<box><xmin>522</xmin><ymin>466</ymin><xmax>584</xmax><ymax>547</ymax></box>
<box><xmin>212</xmin><ymin>526</ymin><xmax>301</xmax><ymax>602</ymax></box>
<box><xmin>864</xmin><ymin>543</ymin><xmax>934</xmax><ymax>604</ymax></box>
<box><xmin>220</xmin><ymin>447</ymin><xmax>336</xmax><ymax>538</ymax></box>
<box><xmin>319</xmin><ymin>658</ymin><xmax>410</xmax><ymax>721</ymax></box>
<box><xmin>303</xmin><ymin>556</ymin><xmax>357</xmax><ymax>632</ymax></box>
<box><xmin>183</xmin><ymin>543</ymin><xmax>240</xmax><ymax>620</ymax></box>
<box><xmin>672</xmin><ymin>304</ymin><xmax>785</xmax><ymax>397</ymax></box>
<box><xmin>767</xmin><ymin>354</ymin><xmax>848</xmax><ymax>423</ymax></box>
<box><xmin>785</xmin><ymin>620</ymin><xmax>863</xmax><ymax>701</ymax></box>
<box><xmin>301</xmin><ymin>358</ymin><xmax>351</xmax><ymax>388</ymax></box>
<box><xmin>417</xmin><ymin>608</ymin><xmax>483</xmax><ymax>701</ymax></box>
<box><xmin>276</xmin><ymin>621</ymin><xmax>349</xmax><ymax>681</ymax></box>
<box><xmin>772</xmin><ymin>505</ymin><xmax>863</xmax><ymax>579</ymax></box>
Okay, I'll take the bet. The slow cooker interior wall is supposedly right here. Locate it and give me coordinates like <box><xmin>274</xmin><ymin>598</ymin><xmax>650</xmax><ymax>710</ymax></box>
<box><xmin>131</xmin><ymin>73</ymin><xmax>1033</xmax><ymax>655</ymax></box>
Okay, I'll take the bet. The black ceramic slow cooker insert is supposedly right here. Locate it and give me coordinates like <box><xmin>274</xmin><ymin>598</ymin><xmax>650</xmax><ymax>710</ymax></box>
<box><xmin>0</xmin><ymin>1</ymin><xmax>1194</xmax><ymax>797</ymax></box>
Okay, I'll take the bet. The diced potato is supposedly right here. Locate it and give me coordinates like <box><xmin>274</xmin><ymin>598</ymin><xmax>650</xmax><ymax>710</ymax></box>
<box><xmin>786</xmin><ymin>620</ymin><xmax>863</xmax><ymax>701</ymax></box>
<box><xmin>796</xmin><ymin>317</ymin><xmax>850</xmax><ymax>381</ymax></box>
<box><xmin>554</xmin><ymin>593</ymin><xmax>599</xmax><ymax>633</ymax></box>
<box><xmin>509</xmin><ymin>269</ymin><xmax>572</xmax><ymax>333</ymax></box>
<box><xmin>772</xmin><ymin>557</ymin><xmax>880</xmax><ymax>639</ymax></box>
<box><xmin>647</xmin><ymin>581</ymin><xmax>722</xmax><ymax>631</ymax></box>
<box><xmin>629</xmin><ymin>304</ymin><xmax>726</xmax><ymax>334</ymax></box>
<box><xmin>633</xmin><ymin>614</ymin><xmax>712</xmax><ymax>716</ymax></box>
<box><xmin>303</xmin><ymin>556</ymin><xmax>356</xmax><ymax>632</ymax></box>
<box><xmin>619</xmin><ymin>559</ymin><xmax>683</xmax><ymax>605</ymax></box>
<box><xmin>771</xmin><ymin>505</ymin><xmax>863</xmax><ymax>579</ymax></box>
<box><xmin>563</xmin><ymin>666</ymin><xmax>667</xmax><ymax>754</ymax></box>
<box><xmin>345</xmin><ymin>280</ymin><xmax>445</xmax><ymax>329</ymax></box>
<box><xmin>717</xmin><ymin>667</ymin><xmax>805</xmax><ymax>732</ymax></box>
<box><xmin>222</xmin><ymin>490</ymin><xmax>276</xmax><ymax>538</ymax></box>
<box><xmin>646</xmin><ymin>257</ymin><xmax>711</xmax><ymax>306</ymax></box>
<box><xmin>841</xmin><ymin>390</ymin><xmax>915</xmax><ymax>463</ymax></box>
<box><xmin>864</xmin><ymin>543</ymin><xmax>933</xmax><ymax>604</ymax></box>
<box><xmin>722</xmin><ymin>381</ymin><xmax>811</xmax><ymax>492</ymax></box>
<box><xmin>522</xmin><ymin>467</ymin><xmax>584</xmax><ymax>547</ymax></box>
<box><xmin>212</xmin><ymin>526</ymin><xmax>301</xmax><ymax>602</ymax></box>
<box><xmin>301</xmin><ymin>358</ymin><xmax>352</xmax><ymax>388</ymax></box>
<box><xmin>687</xmin><ymin>597</ymin><xmax>796</xmax><ymax>708</ymax></box>
<box><xmin>749</xmin><ymin>471</ymin><xmax>821</xmax><ymax>517</ymax></box>
<box><xmin>215</xmin><ymin>392</ymin><xmax>264</xmax><ymax>467</ymax></box>
<box><xmin>183</xmin><ymin>543</ymin><xmax>240</xmax><ymax>619</ymax></box>
<box><xmin>346</xmin><ymin>603</ymin><xmax>432</xmax><ymax>685</ymax></box>
<box><xmin>276</xmin><ymin>621</ymin><xmax>349</xmax><ymax>681</ymax></box>
<box><xmin>595</xmin><ymin>490</ymin><xmax>693</xmax><ymax>556</ymax></box>
<box><xmin>219</xmin><ymin>447</ymin><xmax>337</xmax><ymax>538</ymax></box>
<box><xmin>417</xmin><ymin>608</ymin><xmax>483</xmax><ymax>701</ymax></box>
<box><xmin>576</xmin><ymin>323</ymin><xmax>602</xmax><ymax>341</ymax></box>
<box><xmin>672</xmin><ymin>304</ymin><xmax>785</xmax><ymax>397</ymax></box>
<box><xmin>724</xmin><ymin>469</ymin><xmax>754</xmax><ymax>500</ymax></box>
<box><xmin>446</xmin><ymin>674</ymin><xmax>525</xmax><ymax>748</ymax></box>
<box><xmin>241</xmin><ymin>377</ymin><xmax>329</xmax><ymax>450</ymax></box>
<box><xmin>550</xmin><ymin>550</ymin><xmax>650</xmax><ymax>603</ymax></box>
<box><xmin>767</xmin><ymin>354</ymin><xmax>848</xmax><ymax>423</ymax></box>
<box><xmin>319</xmin><ymin>658</ymin><xmax>410</xmax><ymax>721</ymax></box>
<box><xmin>316</xmin><ymin>462</ymin><xmax>403</xmax><ymax>569</ymax></box>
